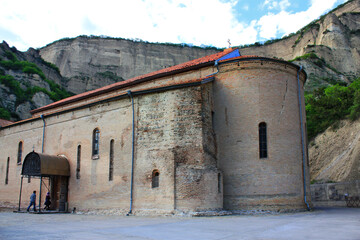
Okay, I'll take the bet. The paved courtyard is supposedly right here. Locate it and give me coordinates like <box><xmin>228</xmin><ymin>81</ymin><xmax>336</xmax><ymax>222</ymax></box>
<box><xmin>0</xmin><ymin>207</ymin><xmax>359</xmax><ymax>240</ymax></box>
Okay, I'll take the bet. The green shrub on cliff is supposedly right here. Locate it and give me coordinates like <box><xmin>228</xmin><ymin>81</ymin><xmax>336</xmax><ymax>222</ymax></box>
<box><xmin>0</xmin><ymin>107</ymin><xmax>11</xmax><ymax>120</ymax></box>
<box><xmin>0</xmin><ymin>52</ymin><xmax>72</xmax><ymax>102</ymax></box>
<box><xmin>306</xmin><ymin>77</ymin><xmax>360</xmax><ymax>139</ymax></box>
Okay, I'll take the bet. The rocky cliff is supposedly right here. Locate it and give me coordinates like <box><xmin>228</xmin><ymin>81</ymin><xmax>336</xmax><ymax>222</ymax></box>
<box><xmin>0</xmin><ymin>41</ymin><xmax>69</xmax><ymax>119</ymax></box>
<box><xmin>239</xmin><ymin>0</ymin><xmax>360</xmax><ymax>91</ymax></box>
<box><xmin>37</xmin><ymin>0</ymin><xmax>360</xmax><ymax>95</ymax></box>
<box><xmin>39</xmin><ymin>38</ymin><xmax>219</xmax><ymax>94</ymax></box>
<box><xmin>309</xmin><ymin>118</ymin><xmax>360</xmax><ymax>182</ymax></box>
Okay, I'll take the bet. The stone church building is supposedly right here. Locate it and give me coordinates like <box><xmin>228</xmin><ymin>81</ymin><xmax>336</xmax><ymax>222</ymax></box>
<box><xmin>0</xmin><ymin>48</ymin><xmax>311</xmax><ymax>214</ymax></box>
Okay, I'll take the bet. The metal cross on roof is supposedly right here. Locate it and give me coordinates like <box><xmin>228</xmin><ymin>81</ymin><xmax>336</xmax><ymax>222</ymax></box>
<box><xmin>228</xmin><ymin>39</ymin><xmax>231</xmax><ymax>48</ymax></box>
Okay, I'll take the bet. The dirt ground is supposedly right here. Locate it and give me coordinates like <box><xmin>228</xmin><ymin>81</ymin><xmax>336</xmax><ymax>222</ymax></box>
<box><xmin>0</xmin><ymin>207</ymin><xmax>360</xmax><ymax>240</ymax></box>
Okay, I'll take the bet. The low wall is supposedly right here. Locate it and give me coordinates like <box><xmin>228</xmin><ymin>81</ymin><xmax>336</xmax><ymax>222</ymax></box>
<box><xmin>310</xmin><ymin>180</ymin><xmax>360</xmax><ymax>207</ymax></box>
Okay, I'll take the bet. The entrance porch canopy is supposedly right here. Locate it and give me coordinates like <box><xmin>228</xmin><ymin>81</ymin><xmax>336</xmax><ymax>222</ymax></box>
<box><xmin>18</xmin><ymin>151</ymin><xmax>70</xmax><ymax>212</ymax></box>
<box><xmin>22</xmin><ymin>151</ymin><xmax>70</xmax><ymax>177</ymax></box>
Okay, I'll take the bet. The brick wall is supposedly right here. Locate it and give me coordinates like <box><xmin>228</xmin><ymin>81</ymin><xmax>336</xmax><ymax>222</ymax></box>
<box><xmin>0</xmin><ymin>57</ymin><xmax>309</xmax><ymax>214</ymax></box>
<box><xmin>213</xmin><ymin>60</ymin><xmax>310</xmax><ymax>211</ymax></box>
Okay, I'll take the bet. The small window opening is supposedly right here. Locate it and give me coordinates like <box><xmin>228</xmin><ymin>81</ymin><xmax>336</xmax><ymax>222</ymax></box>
<box><xmin>152</xmin><ymin>170</ymin><xmax>160</xmax><ymax>188</ymax></box>
<box><xmin>217</xmin><ymin>173</ymin><xmax>221</xmax><ymax>193</ymax></box>
<box><xmin>109</xmin><ymin>139</ymin><xmax>114</xmax><ymax>181</ymax></box>
<box><xmin>211</xmin><ymin>111</ymin><xmax>215</xmax><ymax>131</ymax></box>
<box><xmin>76</xmin><ymin>145</ymin><xmax>81</xmax><ymax>179</ymax></box>
<box><xmin>17</xmin><ymin>141</ymin><xmax>23</xmax><ymax>165</ymax></box>
<box><xmin>92</xmin><ymin>128</ymin><xmax>100</xmax><ymax>158</ymax></box>
<box><xmin>259</xmin><ymin>122</ymin><xmax>268</xmax><ymax>158</ymax></box>
<box><xmin>5</xmin><ymin>157</ymin><xmax>10</xmax><ymax>185</ymax></box>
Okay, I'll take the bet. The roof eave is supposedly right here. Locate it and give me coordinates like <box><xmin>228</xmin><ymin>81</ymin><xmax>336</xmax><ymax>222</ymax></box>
<box><xmin>30</xmin><ymin>61</ymin><xmax>215</xmax><ymax>114</ymax></box>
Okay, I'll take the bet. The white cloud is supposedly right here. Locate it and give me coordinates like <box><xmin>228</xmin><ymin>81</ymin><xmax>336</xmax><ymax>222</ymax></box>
<box><xmin>0</xmin><ymin>0</ymin><xmax>348</xmax><ymax>51</ymax></box>
<box><xmin>257</xmin><ymin>0</ymin><xmax>345</xmax><ymax>40</ymax></box>
<box><xmin>0</xmin><ymin>0</ymin><xmax>259</xmax><ymax>50</ymax></box>
<box><xmin>263</xmin><ymin>0</ymin><xmax>290</xmax><ymax>11</ymax></box>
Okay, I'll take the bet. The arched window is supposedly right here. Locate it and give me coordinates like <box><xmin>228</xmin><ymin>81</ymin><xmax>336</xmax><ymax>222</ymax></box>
<box><xmin>17</xmin><ymin>141</ymin><xmax>23</xmax><ymax>165</ymax></box>
<box><xmin>76</xmin><ymin>145</ymin><xmax>81</xmax><ymax>179</ymax></box>
<box><xmin>152</xmin><ymin>170</ymin><xmax>160</xmax><ymax>188</ymax></box>
<box><xmin>259</xmin><ymin>122</ymin><xmax>268</xmax><ymax>158</ymax></box>
<box><xmin>92</xmin><ymin>128</ymin><xmax>100</xmax><ymax>158</ymax></box>
<box><xmin>109</xmin><ymin>139</ymin><xmax>114</xmax><ymax>181</ymax></box>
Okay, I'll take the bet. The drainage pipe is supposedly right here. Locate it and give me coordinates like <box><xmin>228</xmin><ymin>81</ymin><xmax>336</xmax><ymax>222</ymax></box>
<box><xmin>297</xmin><ymin>66</ymin><xmax>310</xmax><ymax>210</ymax></box>
<box><xmin>39</xmin><ymin>176</ymin><xmax>42</xmax><ymax>213</ymax></box>
<box><xmin>40</xmin><ymin>115</ymin><xmax>46</xmax><ymax>212</ymax></box>
<box><xmin>40</xmin><ymin>114</ymin><xmax>46</xmax><ymax>153</ymax></box>
<box><xmin>17</xmin><ymin>176</ymin><xmax>23</xmax><ymax>211</ymax></box>
<box><xmin>205</xmin><ymin>60</ymin><xmax>219</xmax><ymax>78</ymax></box>
<box><xmin>127</xmin><ymin>90</ymin><xmax>135</xmax><ymax>215</ymax></box>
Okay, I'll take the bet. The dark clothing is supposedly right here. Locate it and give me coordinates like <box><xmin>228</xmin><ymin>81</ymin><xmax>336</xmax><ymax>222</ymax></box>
<box><xmin>27</xmin><ymin>193</ymin><xmax>36</xmax><ymax>212</ymax></box>
<box><xmin>44</xmin><ymin>195</ymin><xmax>51</xmax><ymax>210</ymax></box>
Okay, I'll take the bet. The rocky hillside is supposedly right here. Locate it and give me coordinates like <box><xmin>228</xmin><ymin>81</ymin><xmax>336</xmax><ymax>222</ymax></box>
<box><xmin>239</xmin><ymin>0</ymin><xmax>360</xmax><ymax>91</ymax></box>
<box><xmin>0</xmin><ymin>42</ymin><xmax>71</xmax><ymax>120</ymax></box>
<box><xmin>309</xmin><ymin>118</ymin><xmax>360</xmax><ymax>182</ymax></box>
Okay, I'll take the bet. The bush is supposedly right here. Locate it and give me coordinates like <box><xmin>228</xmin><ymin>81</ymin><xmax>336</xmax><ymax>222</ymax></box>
<box><xmin>306</xmin><ymin>77</ymin><xmax>360</xmax><ymax>139</ymax></box>
<box><xmin>0</xmin><ymin>54</ymin><xmax>73</xmax><ymax>103</ymax></box>
<box><xmin>289</xmin><ymin>53</ymin><xmax>320</xmax><ymax>62</ymax></box>
<box><xmin>96</xmin><ymin>71</ymin><xmax>124</xmax><ymax>82</ymax></box>
<box><xmin>4</xmin><ymin>50</ymin><xmax>17</xmax><ymax>62</ymax></box>
<box><xmin>40</xmin><ymin>59</ymin><xmax>61</xmax><ymax>74</ymax></box>
<box><xmin>0</xmin><ymin>107</ymin><xmax>11</xmax><ymax>120</ymax></box>
<box><xmin>23</xmin><ymin>66</ymin><xmax>40</xmax><ymax>75</ymax></box>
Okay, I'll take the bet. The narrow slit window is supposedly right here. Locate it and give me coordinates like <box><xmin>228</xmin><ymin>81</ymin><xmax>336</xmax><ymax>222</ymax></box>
<box><xmin>76</xmin><ymin>145</ymin><xmax>81</xmax><ymax>179</ymax></box>
<box><xmin>217</xmin><ymin>173</ymin><xmax>221</xmax><ymax>193</ymax></box>
<box><xmin>152</xmin><ymin>170</ymin><xmax>160</xmax><ymax>188</ymax></box>
<box><xmin>109</xmin><ymin>139</ymin><xmax>114</xmax><ymax>181</ymax></box>
<box><xmin>259</xmin><ymin>122</ymin><xmax>268</xmax><ymax>158</ymax></box>
<box><xmin>92</xmin><ymin>128</ymin><xmax>100</xmax><ymax>158</ymax></box>
<box><xmin>211</xmin><ymin>111</ymin><xmax>215</xmax><ymax>131</ymax></box>
<box><xmin>17</xmin><ymin>141</ymin><xmax>23</xmax><ymax>165</ymax></box>
<box><xmin>5</xmin><ymin>157</ymin><xmax>9</xmax><ymax>184</ymax></box>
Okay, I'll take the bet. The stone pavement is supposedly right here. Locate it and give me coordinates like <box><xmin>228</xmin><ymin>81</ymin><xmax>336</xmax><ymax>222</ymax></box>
<box><xmin>0</xmin><ymin>207</ymin><xmax>359</xmax><ymax>240</ymax></box>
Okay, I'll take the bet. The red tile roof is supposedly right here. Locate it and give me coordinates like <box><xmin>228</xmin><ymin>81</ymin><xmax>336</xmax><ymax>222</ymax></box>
<box><xmin>31</xmin><ymin>48</ymin><xmax>233</xmax><ymax>113</ymax></box>
<box><xmin>31</xmin><ymin>48</ymin><xmax>244</xmax><ymax>114</ymax></box>
<box><xmin>0</xmin><ymin>119</ymin><xmax>14</xmax><ymax>127</ymax></box>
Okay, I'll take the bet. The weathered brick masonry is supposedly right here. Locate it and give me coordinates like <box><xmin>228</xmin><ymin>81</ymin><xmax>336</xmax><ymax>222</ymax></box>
<box><xmin>0</xmin><ymin>49</ymin><xmax>310</xmax><ymax>214</ymax></box>
<box><xmin>214</xmin><ymin>60</ymin><xmax>310</xmax><ymax>210</ymax></box>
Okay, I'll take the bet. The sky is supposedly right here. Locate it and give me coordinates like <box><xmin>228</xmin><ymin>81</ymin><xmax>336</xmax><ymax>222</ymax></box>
<box><xmin>0</xmin><ymin>0</ymin><xmax>348</xmax><ymax>51</ymax></box>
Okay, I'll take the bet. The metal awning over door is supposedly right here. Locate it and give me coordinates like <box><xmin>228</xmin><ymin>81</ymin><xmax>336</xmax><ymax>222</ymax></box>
<box><xmin>17</xmin><ymin>151</ymin><xmax>70</xmax><ymax>212</ymax></box>
<box><xmin>22</xmin><ymin>151</ymin><xmax>70</xmax><ymax>177</ymax></box>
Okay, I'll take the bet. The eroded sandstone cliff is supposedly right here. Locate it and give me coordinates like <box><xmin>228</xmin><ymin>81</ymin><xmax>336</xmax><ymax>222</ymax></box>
<box><xmin>240</xmin><ymin>0</ymin><xmax>360</xmax><ymax>91</ymax></box>
<box><xmin>39</xmin><ymin>39</ymin><xmax>219</xmax><ymax>94</ymax></box>
<box><xmin>37</xmin><ymin>0</ymin><xmax>360</xmax><ymax>95</ymax></box>
<box><xmin>309</xmin><ymin>118</ymin><xmax>360</xmax><ymax>182</ymax></box>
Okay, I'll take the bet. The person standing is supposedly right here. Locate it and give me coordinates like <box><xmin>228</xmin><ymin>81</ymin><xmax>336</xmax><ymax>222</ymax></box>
<box><xmin>44</xmin><ymin>192</ymin><xmax>51</xmax><ymax>210</ymax></box>
<box><xmin>27</xmin><ymin>191</ymin><xmax>36</xmax><ymax>212</ymax></box>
